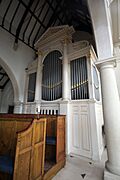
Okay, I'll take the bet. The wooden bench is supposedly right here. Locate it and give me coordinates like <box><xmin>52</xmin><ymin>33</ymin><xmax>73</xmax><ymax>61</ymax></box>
<box><xmin>0</xmin><ymin>117</ymin><xmax>46</xmax><ymax>180</ymax></box>
<box><xmin>0</xmin><ymin>114</ymin><xmax>66</xmax><ymax>180</ymax></box>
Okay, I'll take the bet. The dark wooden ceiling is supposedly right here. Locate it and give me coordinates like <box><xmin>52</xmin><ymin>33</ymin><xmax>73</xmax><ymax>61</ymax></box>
<box><xmin>0</xmin><ymin>0</ymin><xmax>92</xmax><ymax>50</ymax></box>
<box><xmin>0</xmin><ymin>0</ymin><xmax>93</xmax><ymax>88</ymax></box>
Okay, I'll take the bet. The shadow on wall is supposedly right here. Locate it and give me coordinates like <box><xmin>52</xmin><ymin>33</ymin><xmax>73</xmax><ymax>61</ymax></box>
<box><xmin>0</xmin><ymin>81</ymin><xmax>14</xmax><ymax>113</ymax></box>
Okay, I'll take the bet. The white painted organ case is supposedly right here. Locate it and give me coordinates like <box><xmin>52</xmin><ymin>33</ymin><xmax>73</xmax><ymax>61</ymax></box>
<box><xmin>23</xmin><ymin>25</ymin><xmax>104</xmax><ymax>161</ymax></box>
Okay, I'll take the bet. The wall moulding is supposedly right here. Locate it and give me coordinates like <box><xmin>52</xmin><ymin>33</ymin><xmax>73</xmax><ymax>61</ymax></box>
<box><xmin>68</xmin><ymin>46</ymin><xmax>91</xmax><ymax>61</ymax></box>
<box><xmin>35</xmin><ymin>25</ymin><xmax>74</xmax><ymax>49</ymax></box>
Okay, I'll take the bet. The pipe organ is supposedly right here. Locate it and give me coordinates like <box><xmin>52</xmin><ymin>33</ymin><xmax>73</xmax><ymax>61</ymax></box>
<box><xmin>27</xmin><ymin>72</ymin><xmax>36</xmax><ymax>102</ymax></box>
<box><xmin>23</xmin><ymin>25</ymin><xmax>104</xmax><ymax>161</ymax></box>
<box><xmin>42</xmin><ymin>50</ymin><xmax>62</xmax><ymax>101</ymax></box>
<box><xmin>70</xmin><ymin>56</ymin><xmax>89</xmax><ymax>100</ymax></box>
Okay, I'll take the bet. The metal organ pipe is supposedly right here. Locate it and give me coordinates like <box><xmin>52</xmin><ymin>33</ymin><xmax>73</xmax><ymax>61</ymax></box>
<box><xmin>78</xmin><ymin>59</ymin><xmax>80</xmax><ymax>99</ymax></box>
<box><xmin>73</xmin><ymin>60</ymin><xmax>75</xmax><ymax>99</ymax></box>
<box><xmin>74</xmin><ymin>60</ymin><xmax>76</xmax><ymax>100</ymax></box>
<box><xmin>50</xmin><ymin>53</ymin><xmax>52</xmax><ymax>101</ymax></box>
<box><xmin>83</xmin><ymin>58</ymin><xmax>85</xmax><ymax>99</ymax></box>
<box><xmin>56</xmin><ymin>54</ymin><xmax>58</xmax><ymax>100</ymax></box>
<box><xmin>70</xmin><ymin>56</ymin><xmax>89</xmax><ymax>100</ymax></box>
<box><xmin>70</xmin><ymin>61</ymin><xmax>73</xmax><ymax>99</ymax></box>
<box><xmin>81</xmin><ymin>58</ymin><xmax>84</xmax><ymax>99</ymax></box>
<box><xmin>58</xmin><ymin>57</ymin><xmax>60</xmax><ymax>99</ymax></box>
<box><xmin>78</xmin><ymin>59</ymin><xmax>81</xmax><ymax>99</ymax></box>
<box><xmin>53</xmin><ymin>57</ymin><xmax>54</xmax><ymax>101</ymax></box>
<box><xmin>42</xmin><ymin>50</ymin><xmax>62</xmax><ymax>101</ymax></box>
<box><xmin>85</xmin><ymin>58</ymin><xmax>89</xmax><ymax>99</ymax></box>
<box><xmin>54</xmin><ymin>53</ymin><xmax>56</xmax><ymax>100</ymax></box>
<box><xmin>76</xmin><ymin>59</ymin><xmax>79</xmax><ymax>99</ymax></box>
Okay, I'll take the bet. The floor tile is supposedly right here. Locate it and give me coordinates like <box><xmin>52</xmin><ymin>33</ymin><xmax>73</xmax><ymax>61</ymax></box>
<box><xmin>53</xmin><ymin>150</ymin><xmax>107</xmax><ymax>180</ymax></box>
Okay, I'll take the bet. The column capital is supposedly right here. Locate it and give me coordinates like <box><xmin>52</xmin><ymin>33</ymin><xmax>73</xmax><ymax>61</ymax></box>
<box><xmin>61</xmin><ymin>37</ymin><xmax>71</xmax><ymax>45</ymax></box>
<box><xmin>95</xmin><ymin>57</ymin><xmax>117</xmax><ymax>70</ymax></box>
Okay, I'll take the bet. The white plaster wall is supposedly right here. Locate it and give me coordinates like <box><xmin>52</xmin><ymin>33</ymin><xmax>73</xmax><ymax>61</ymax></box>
<box><xmin>0</xmin><ymin>28</ymin><xmax>34</xmax><ymax>102</ymax></box>
<box><xmin>0</xmin><ymin>81</ymin><xmax>14</xmax><ymax>113</ymax></box>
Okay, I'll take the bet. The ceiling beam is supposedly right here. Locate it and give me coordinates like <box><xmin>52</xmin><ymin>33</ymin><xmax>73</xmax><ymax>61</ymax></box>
<box><xmin>46</xmin><ymin>0</ymin><xmax>64</xmax><ymax>24</ymax></box>
<box><xmin>28</xmin><ymin>2</ymin><xmax>49</xmax><ymax>45</ymax></box>
<box><xmin>9</xmin><ymin>1</ymin><xmax>21</xmax><ymax>32</ymax></box>
<box><xmin>32</xmin><ymin>0</ymin><xmax>54</xmax><ymax>46</ymax></box>
<box><xmin>2</xmin><ymin>0</ymin><xmax>13</xmax><ymax>26</ymax></box>
<box><xmin>56</xmin><ymin>0</ymin><xmax>71</xmax><ymax>24</ymax></box>
<box><xmin>15</xmin><ymin>0</ymin><xmax>34</xmax><ymax>44</ymax></box>
<box><xmin>17</xmin><ymin>0</ymin><xmax>46</xmax><ymax>29</ymax></box>
<box><xmin>22</xmin><ymin>0</ymin><xmax>41</xmax><ymax>41</ymax></box>
<box><xmin>46</xmin><ymin>1</ymin><xmax>63</xmax><ymax>28</ymax></box>
<box><xmin>0</xmin><ymin>72</ymin><xmax>8</xmax><ymax>76</ymax></box>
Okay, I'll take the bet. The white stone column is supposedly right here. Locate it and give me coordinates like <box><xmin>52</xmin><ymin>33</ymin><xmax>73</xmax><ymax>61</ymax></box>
<box><xmin>23</xmin><ymin>70</ymin><xmax>29</xmax><ymax>113</ymax></box>
<box><xmin>14</xmin><ymin>100</ymin><xmax>23</xmax><ymax>113</ymax></box>
<box><xmin>35</xmin><ymin>51</ymin><xmax>43</xmax><ymax>113</ymax></box>
<box><xmin>62</xmin><ymin>38</ymin><xmax>69</xmax><ymax>100</ymax></box>
<box><xmin>98</xmin><ymin>59</ymin><xmax>120</xmax><ymax>180</ymax></box>
<box><xmin>61</xmin><ymin>38</ymin><xmax>70</xmax><ymax>154</ymax></box>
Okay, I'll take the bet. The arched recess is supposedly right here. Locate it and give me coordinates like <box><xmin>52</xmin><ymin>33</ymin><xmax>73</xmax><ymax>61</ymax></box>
<box><xmin>87</xmin><ymin>0</ymin><xmax>113</xmax><ymax>60</ymax></box>
<box><xmin>0</xmin><ymin>57</ymin><xmax>19</xmax><ymax>103</ymax></box>
<box><xmin>42</xmin><ymin>50</ymin><xmax>62</xmax><ymax>101</ymax></box>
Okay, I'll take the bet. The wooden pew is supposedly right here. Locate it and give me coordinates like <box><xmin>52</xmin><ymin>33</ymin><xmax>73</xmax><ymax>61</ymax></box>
<box><xmin>0</xmin><ymin>114</ymin><xmax>66</xmax><ymax>180</ymax></box>
<box><xmin>0</xmin><ymin>117</ymin><xmax>46</xmax><ymax>180</ymax></box>
<box><xmin>40</xmin><ymin>115</ymin><xmax>66</xmax><ymax>180</ymax></box>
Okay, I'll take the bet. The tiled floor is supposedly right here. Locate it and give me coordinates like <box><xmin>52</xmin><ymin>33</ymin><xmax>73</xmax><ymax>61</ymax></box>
<box><xmin>53</xmin><ymin>150</ymin><xmax>107</xmax><ymax>180</ymax></box>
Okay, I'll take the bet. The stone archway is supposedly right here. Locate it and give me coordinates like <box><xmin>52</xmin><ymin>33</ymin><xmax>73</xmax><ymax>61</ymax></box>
<box><xmin>0</xmin><ymin>57</ymin><xmax>19</xmax><ymax>103</ymax></box>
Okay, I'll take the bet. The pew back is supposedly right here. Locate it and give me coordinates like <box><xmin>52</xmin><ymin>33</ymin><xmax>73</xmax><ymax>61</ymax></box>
<box><xmin>0</xmin><ymin>118</ymin><xmax>32</xmax><ymax>157</ymax></box>
<box><xmin>13</xmin><ymin>118</ymin><xmax>46</xmax><ymax>180</ymax></box>
<box><xmin>0</xmin><ymin>114</ymin><xmax>66</xmax><ymax>180</ymax></box>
